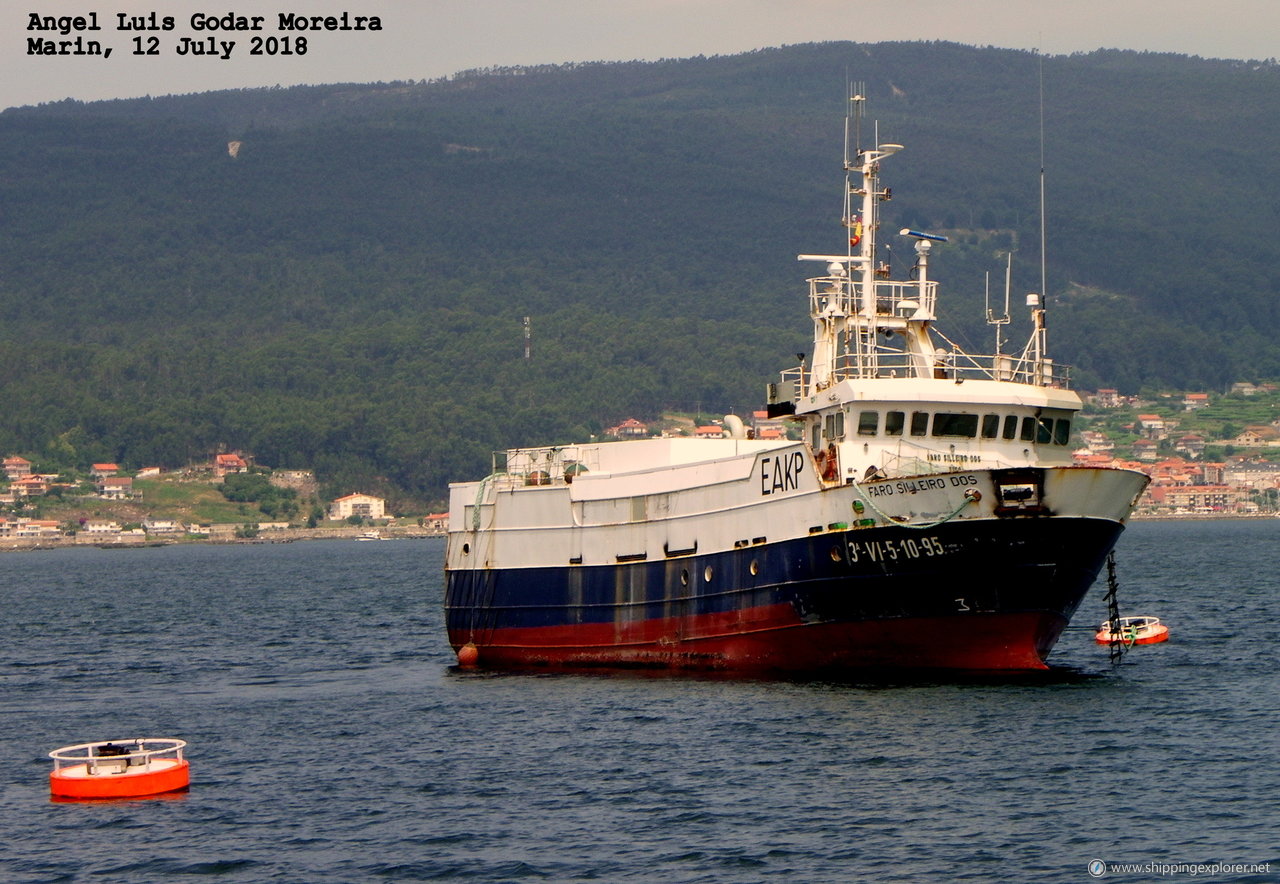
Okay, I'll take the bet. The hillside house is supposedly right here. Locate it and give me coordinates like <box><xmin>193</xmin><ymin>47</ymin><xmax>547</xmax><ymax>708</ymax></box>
<box><xmin>1080</xmin><ymin>431</ymin><xmax>1115</xmax><ymax>453</ymax></box>
<box><xmin>90</xmin><ymin>463</ymin><xmax>120</xmax><ymax>479</ymax></box>
<box><xmin>1234</xmin><ymin>427</ymin><xmax>1280</xmax><ymax>447</ymax></box>
<box><xmin>752</xmin><ymin>410</ymin><xmax>787</xmax><ymax>441</ymax></box>
<box><xmin>3</xmin><ymin>456</ymin><xmax>32</xmax><ymax>481</ymax></box>
<box><xmin>606</xmin><ymin>418</ymin><xmax>648</xmax><ymax>438</ymax></box>
<box><xmin>1131</xmin><ymin>440</ymin><xmax>1159</xmax><ymax>462</ymax></box>
<box><xmin>214</xmin><ymin>453</ymin><xmax>250</xmax><ymax>477</ymax></box>
<box><xmin>142</xmin><ymin>517</ymin><xmax>183</xmax><ymax>534</ymax></box>
<box><xmin>11</xmin><ymin>475</ymin><xmax>50</xmax><ymax>497</ymax></box>
<box><xmin>1136</xmin><ymin>415</ymin><xmax>1168</xmax><ymax>441</ymax></box>
<box><xmin>84</xmin><ymin>519</ymin><xmax>122</xmax><ymax>535</ymax></box>
<box><xmin>424</xmin><ymin>512</ymin><xmax>448</xmax><ymax>533</ymax></box>
<box><xmin>0</xmin><ymin>518</ymin><xmax>62</xmax><ymax>539</ymax></box>
<box><xmin>329</xmin><ymin>493</ymin><xmax>386</xmax><ymax>521</ymax></box>
<box><xmin>1092</xmin><ymin>389</ymin><xmax>1124</xmax><ymax>408</ymax></box>
<box><xmin>1182</xmin><ymin>393</ymin><xmax>1209</xmax><ymax>410</ymax></box>
<box><xmin>1173</xmin><ymin>435</ymin><xmax>1206</xmax><ymax>458</ymax></box>
<box><xmin>99</xmin><ymin>476</ymin><xmax>134</xmax><ymax>499</ymax></box>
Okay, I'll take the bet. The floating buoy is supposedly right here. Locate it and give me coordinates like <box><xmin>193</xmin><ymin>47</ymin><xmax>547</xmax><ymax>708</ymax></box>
<box><xmin>457</xmin><ymin>642</ymin><xmax>480</xmax><ymax>667</ymax></box>
<box><xmin>49</xmin><ymin>738</ymin><xmax>189</xmax><ymax>800</ymax></box>
<box><xmin>1095</xmin><ymin>615</ymin><xmax>1169</xmax><ymax>646</ymax></box>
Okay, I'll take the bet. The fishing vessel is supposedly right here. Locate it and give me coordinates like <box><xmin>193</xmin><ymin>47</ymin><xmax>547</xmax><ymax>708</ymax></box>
<box><xmin>443</xmin><ymin>92</ymin><xmax>1148</xmax><ymax>672</ymax></box>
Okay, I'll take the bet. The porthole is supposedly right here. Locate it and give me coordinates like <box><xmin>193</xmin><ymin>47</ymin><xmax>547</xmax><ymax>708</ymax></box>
<box><xmin>461</xmin><ymin>542</ymin><xmax>470</xmax><ymax>555</ymax></box>
<box><xmin>704</xmin><ymin>566</ymin><xmax>714</xmax><ymax>583</ymax></box>
<box><xmin>680</xmin><ymin>569</ymin><xmax>689</xmax><ymax>586</ymax></box>
<box><xmin>750</xmin><ymin>559</ymin><xmax>759</xmax><ymax>576</ymax></box>
<box><xmin>830</xmin><ymin>546</ymin><xmax>842</xmax><ymax>562</ymax></box>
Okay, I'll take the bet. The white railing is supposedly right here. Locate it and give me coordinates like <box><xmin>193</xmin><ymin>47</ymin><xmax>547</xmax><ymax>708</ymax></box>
<box><xmin>807</xmin><ymin>276</ymin><xmax>939</xmax><ymax>320</ymax></box>
<box><xmin>489</xmin><ymin>444</ymin><xmax>602</xmax><ymax>489</ymax></box>
<box><xmin>50</xmin><ymin>738</ymin><xmax>187</xmax><ymax>774</ymax></box>
<box><xmin>778</xmin><ymin>348</ymin><xmax>1070</xmax><ymax>388</ymax></box>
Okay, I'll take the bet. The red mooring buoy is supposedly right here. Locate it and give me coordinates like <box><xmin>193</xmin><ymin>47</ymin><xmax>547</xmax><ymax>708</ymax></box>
<box><xmin>457</xmin><ymin>643</ymin><xmax>479</xmax><ymax>667</ymax></box>
<box><xmin>49</xmin><ymin>738</ymin><xmax>189</xmax><ymax>800</ymax></box>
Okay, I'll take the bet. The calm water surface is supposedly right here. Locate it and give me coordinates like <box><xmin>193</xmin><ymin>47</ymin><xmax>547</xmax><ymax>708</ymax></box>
<box><xmin>2</xmin><ymin>522</ymin><xmax>1278</xmax><ymax>882</ymax></box>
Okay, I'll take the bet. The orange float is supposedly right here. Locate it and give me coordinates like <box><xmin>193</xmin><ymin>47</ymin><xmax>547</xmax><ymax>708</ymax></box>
<box><xmin>1095</xmin><ymin>615</ymin><xmax>1169</xmax><ymax>646</ymax></box>
<box><xmin>49</xmin><ymin>738</ymin><xmax>189</xmax><ymax>800</ymax></box>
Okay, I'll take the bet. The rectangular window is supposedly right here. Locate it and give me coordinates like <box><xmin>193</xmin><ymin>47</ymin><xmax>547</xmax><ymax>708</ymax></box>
<box><xmin>932</xmin><ymin>413</ymin><xmax>979</xmax><ymax>438</ymax></box>
<box><xmin>1037</xmin><ymin>417</ymin><xmax>1053</xmax><ymax>444</ymax></box>
<box><xmin>835</xmin><ymin>411</ymin><xmax>845</xmax><ymax>439</ymax></box>
<box><xmin>1003</xmin><ymin>415</ymin><xmax>1019</xmax><ymax>440</ymax></box>
<box><xmin>910</xmin><ymin>412</ymin><xmax>930</xmax><ymax>437</ymax></box>
<box><xmin>857</xmin><ymin>411</ymin><xmax>879</xmax><ymax>436</ymax></box>
<box><xmin>1020</xmin><ymin>417</ymin><xmax>1036</xmax><ymax>441</ymax></box>
<box><xmin>1054</xmin><ymin>418</ymin><xmax>1071</xmax><ymax>446</ymax></box>
<box><xmin>981</xmin><ymin>414</ymin><xmax>1000</xmax><ymax>439</ymax></box>
<box><xmin>811</xmin><ymin>423</ymin><xmax>820</xmax><ymax>450</ymax></box>
<box><xmin>885</xmin><ymin>411</ymin><xmax>905</xmax><ymax>436</ymax></box>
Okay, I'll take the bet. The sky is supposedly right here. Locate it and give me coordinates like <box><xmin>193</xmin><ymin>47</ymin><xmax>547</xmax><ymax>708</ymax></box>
<box><xmin>4</xmin><ymin>0</ymin><xmax>1279</xmax><ymax>111</ymax></box>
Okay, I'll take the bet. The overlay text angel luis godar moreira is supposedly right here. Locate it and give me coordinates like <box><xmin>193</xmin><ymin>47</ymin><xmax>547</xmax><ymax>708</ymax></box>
<box><xmin>26</xmin><ymin>10</ymin><xmax>382</xmax><ymax>60</ymax></box>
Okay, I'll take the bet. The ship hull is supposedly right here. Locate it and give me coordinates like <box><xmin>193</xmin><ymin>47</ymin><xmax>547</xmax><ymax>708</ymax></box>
<box><xmin>445</xmin><ymin>515</ymin><xmax>1124</xmax><ymax>673</ymax></box>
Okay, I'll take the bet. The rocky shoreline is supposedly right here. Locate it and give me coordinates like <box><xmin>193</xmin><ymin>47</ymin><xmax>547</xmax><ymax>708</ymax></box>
<box><xmin>1</xmin><ymin>524</ymin><xmax>444</xmax><ymax>552</ymax></box>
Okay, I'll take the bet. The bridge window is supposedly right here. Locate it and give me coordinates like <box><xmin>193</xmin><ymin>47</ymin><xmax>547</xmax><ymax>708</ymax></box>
<box><xmin>1020</xmin><ymin>417</ymin><xmax>1036</xmax><ymax>442</ymax></box>
<box><xmin>932</xmin><ymin>413</ymin><xmax>979</xmax><ymax>438</ymax></box>
<box><xmin>823</xmin><ymin>411</ymin><xmax>845</xmax><ymax>441</ymax></box>
<box><xmin>1003</xmin><ymin>415</ymin><xmax>1019</xmax><ymax>440</ymax></box>
<box><xmin>1037</xmin><ymin>417</ymin><xmax>1053</xmax><ymax>444</ymax></box>
<box><xmin>857</xmin><ymin>411</ymin><xmax>879</xmax><ymax>435</ymax></box>
<box><xmin>981</xmin><ymin>414</ymin><xmax>1000</xmax><ymax>439</ymax></box>
<box><xmin>910</xmin><ymin>411</ymin><xmax>929</xmax><ymax>436</ymax></box>
<box><xmin>1054</xmin><ymin>418</ymin><xmax>1071</xmax><ymax>445</ymax></box>
<box><xmin>885</xmin><ymin>411</ymin><xmax>905</xmax><ymax>436</ymax></box>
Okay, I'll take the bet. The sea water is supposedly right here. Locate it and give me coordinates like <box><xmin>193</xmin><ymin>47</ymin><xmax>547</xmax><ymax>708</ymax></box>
<box><xmin>1</xmin><ymin>522</ymin><xmax>1277</xmax><ymax>882</ymax></box>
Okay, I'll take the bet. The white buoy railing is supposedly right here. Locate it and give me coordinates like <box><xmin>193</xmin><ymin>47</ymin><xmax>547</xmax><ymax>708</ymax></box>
<box><xmin>49</xmin><ymin>738</ymin><xmax>187</xmax><ymax>774</ymax></box>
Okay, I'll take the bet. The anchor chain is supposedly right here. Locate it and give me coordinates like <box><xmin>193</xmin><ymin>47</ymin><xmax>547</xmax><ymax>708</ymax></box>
<box><xmin>1103</xmin><ymin>551</ymin><xmax>1127</xmax><ymax>664</ymax></box>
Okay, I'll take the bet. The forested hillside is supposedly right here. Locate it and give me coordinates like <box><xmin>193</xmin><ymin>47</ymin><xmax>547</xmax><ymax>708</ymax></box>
<box><xmin>2</xmin><ymin>41</ymin><xmax>1278</xmax><ymax>502</ymax></box>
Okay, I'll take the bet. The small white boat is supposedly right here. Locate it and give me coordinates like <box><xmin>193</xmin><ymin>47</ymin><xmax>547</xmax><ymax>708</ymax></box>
<box><xmin>356</xmin><ymin>530</ymin><xmax>384</xmax><ymax>541</ymax></box>
<box><xmin>1095</xmin><ymin>615</ymin><xmax>1169</xmax><ymax>645</ymax></box>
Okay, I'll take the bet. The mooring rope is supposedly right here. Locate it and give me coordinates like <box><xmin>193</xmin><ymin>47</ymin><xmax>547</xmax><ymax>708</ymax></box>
<box><xmin>471</xmin><ymin>471</ymin><xmax>506</xmax><ymax>532</ymax></box>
